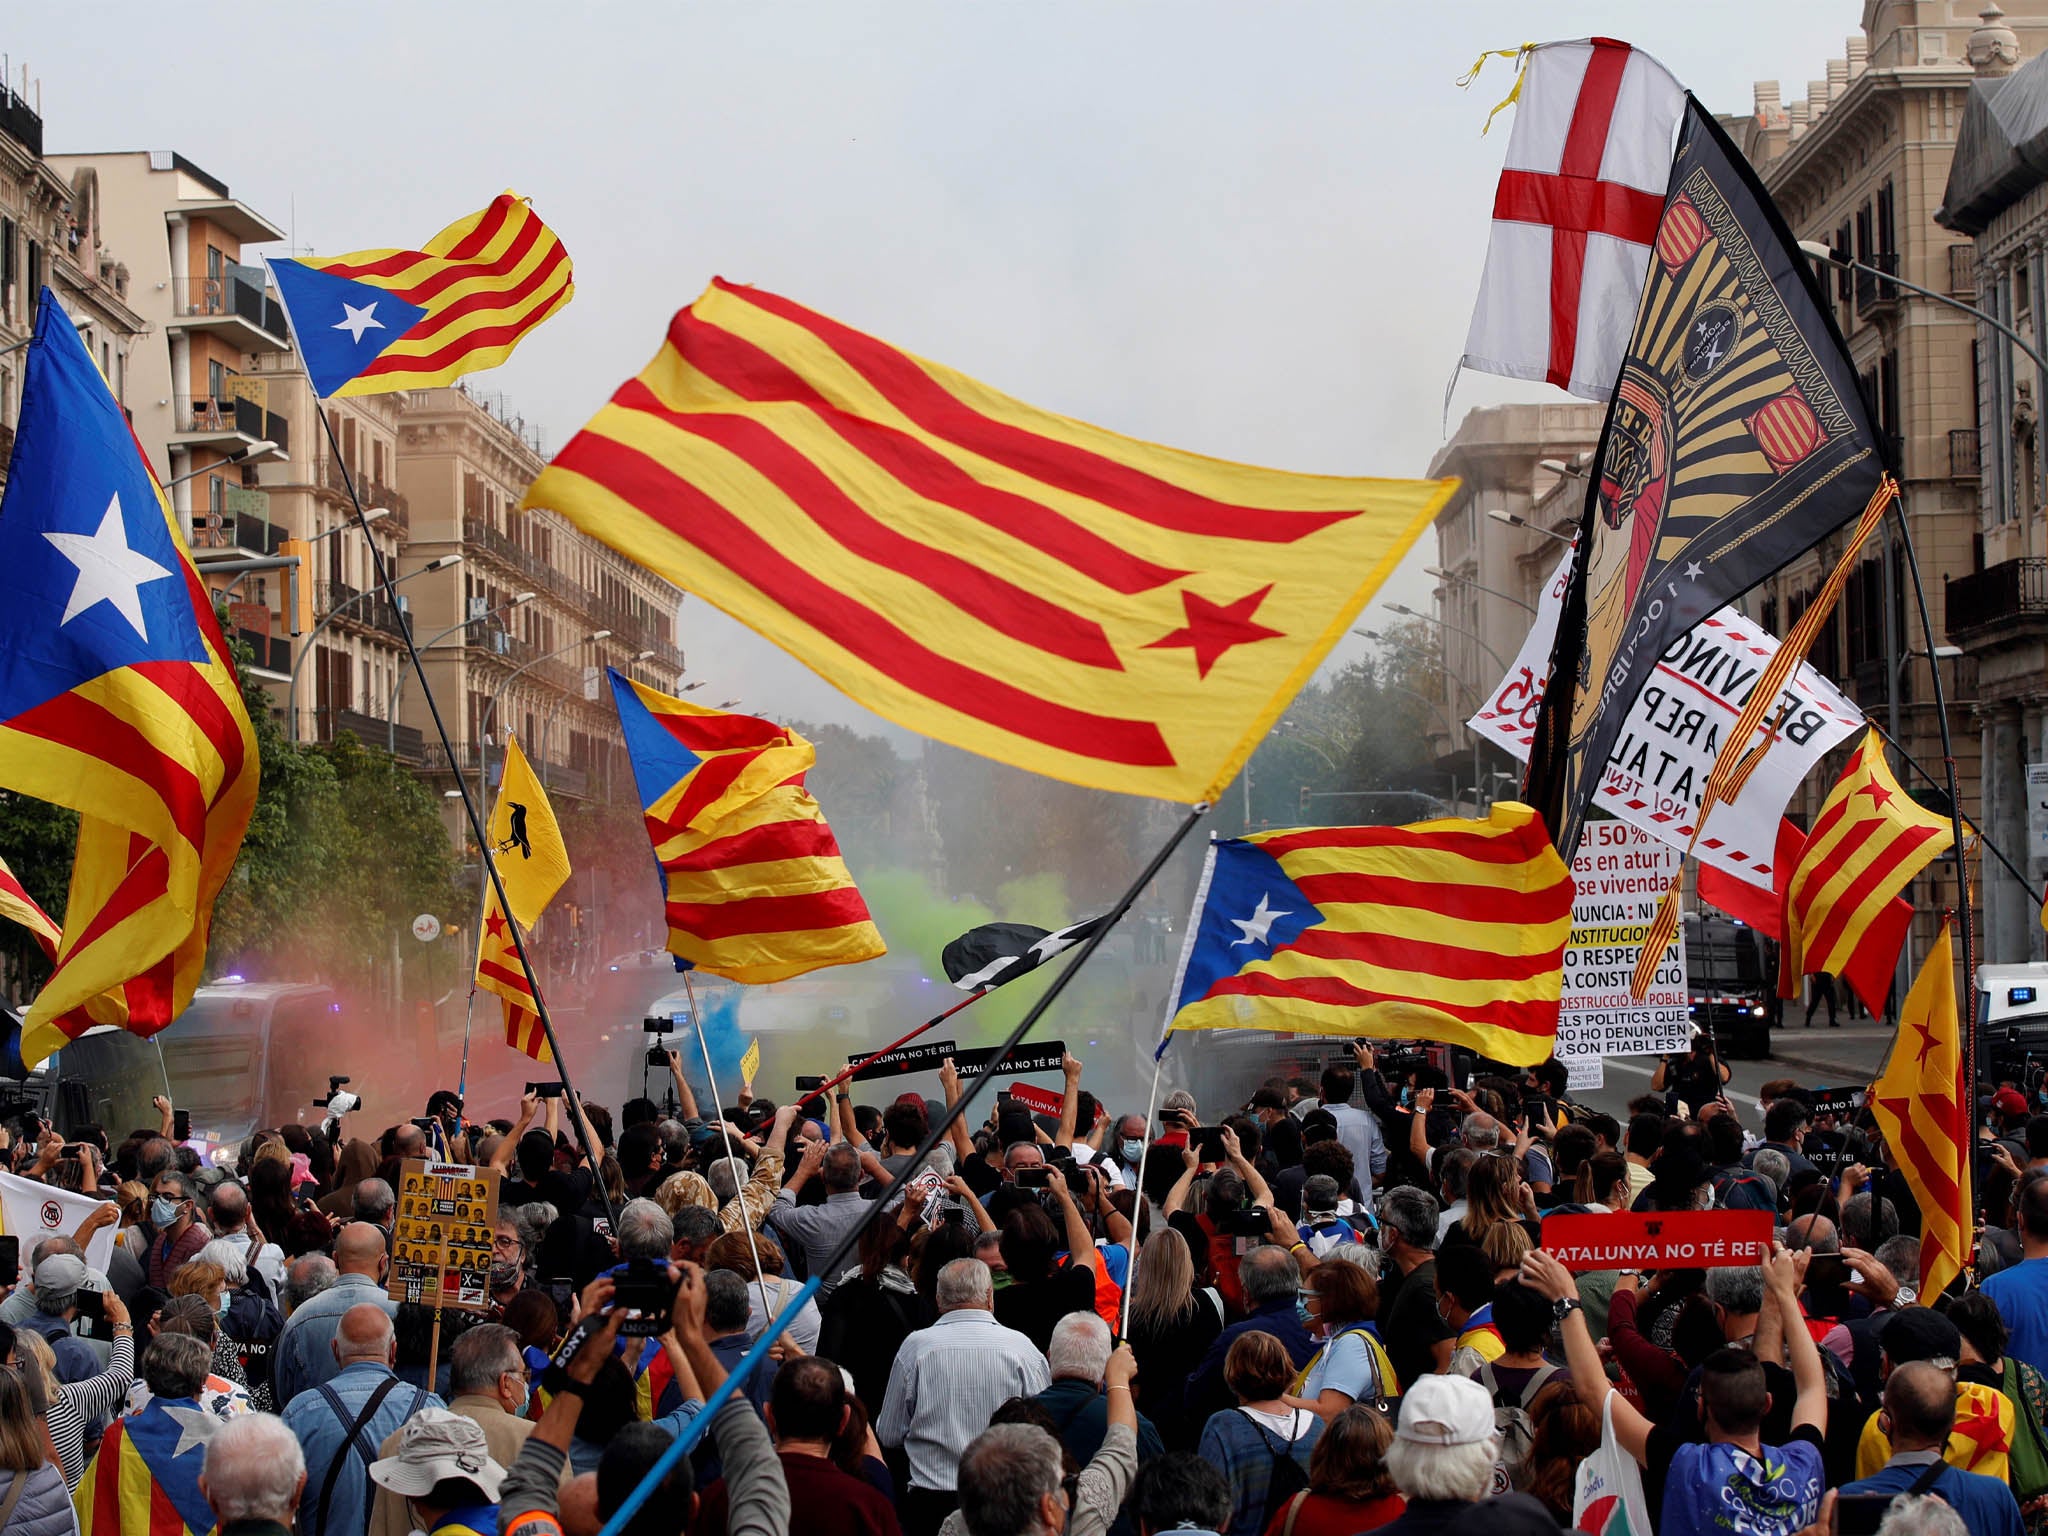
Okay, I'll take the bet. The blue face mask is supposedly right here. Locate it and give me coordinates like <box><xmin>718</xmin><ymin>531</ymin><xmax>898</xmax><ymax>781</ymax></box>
<box><xmin>150</xmin><ymin>1197</ymin><xmax>179</xmax><ymax>1229</ymax></box>
<box><xmin>1119</xmin><ymin>1139</ymin><xmax>1145</xmax><ymax>1164</ymax></box>
<box><xmin>1295</xmin><ymin>1295</ymin><xmax>1314</xmax><ymax>1327</ymax></box>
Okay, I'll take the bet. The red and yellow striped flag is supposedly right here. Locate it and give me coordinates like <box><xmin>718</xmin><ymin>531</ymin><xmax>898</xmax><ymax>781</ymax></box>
<box><xmin>1869</xmin><ymin>920</ymin><xmax>1970</xmax><ymax>1301</ymax></box>
<box><xmin>473</xmin><ymin>736</ymin><xmax>570</xmax><ymax>1062</ymax></box>
<box><xmin>1779</xmin><ymin>730</ymin><xmax>1951</xmax><ymax>1010</ymax></box>
<box><xmin>609</xmin><ymin>671</ymin><xmax>884</xmax><ymax>984</ymax></box>
<box><xmin>1165</xmin><ymin>803</ymin><xmax>1574</xmax><ymax>1066</ymax></box>
<box><xmin>271</xmin><ymin>192</ymin><xmax>571</xmax><ymax>398</ymax></box>
<box><xmin>0</xmin><ymin>855</ymin><xmax>122</xmax><ymax>1038</ymax></box>
<box><xmin>526</xmin><ymin>280</ymin><xmax>1455</xmax><ymax>803</ymax></box>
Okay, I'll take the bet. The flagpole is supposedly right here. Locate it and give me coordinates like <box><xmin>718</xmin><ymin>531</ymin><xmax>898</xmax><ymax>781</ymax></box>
<box><xmin>311</xmin><ymin>403</ymin><xmax>611</xmax><ymax>1219</ymax></box>
<box><xmin>594</xmin><ymin>799</ymin><xmax>1211</xmax><ymax>1536</ymax></box>
<box><xmin>1117</xmin><ymin>1050</ymin><xmax>1169</xmax><ymax>1338</ymax></box>
<box><xmin>1890</xmin><ymin>487</ymin><xmax>1980</xmax><ymax>1163</ymax></box>
<box><xmin>792</xmin><ymin>987</ymin><xmax>996</xmax><ymax>1115</ymax></box>
<box><xmin>679</xmin><ymin>970</ymin><xmax>777</xmax><ymax>1325</ymax></box>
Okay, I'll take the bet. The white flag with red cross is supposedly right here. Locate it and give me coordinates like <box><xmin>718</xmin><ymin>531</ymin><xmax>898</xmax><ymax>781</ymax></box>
<box><xmin>1458</xmin><ymin>39</ymin><xmax>1685</xmax><ymax>400</ymax></box>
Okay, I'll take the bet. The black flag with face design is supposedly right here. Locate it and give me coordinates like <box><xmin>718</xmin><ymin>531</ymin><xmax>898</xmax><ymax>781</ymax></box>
<box><xmin>1524</xmin><ymin>95</ymin><xmax>1888</xmax><ymax>859</ymax></box>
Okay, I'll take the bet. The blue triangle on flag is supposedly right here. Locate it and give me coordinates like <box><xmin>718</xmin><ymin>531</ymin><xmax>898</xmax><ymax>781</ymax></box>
<box><xmin>267</xmin><ymin>258</ymin><xmax>429</xmax><ymax>397</ymax></box>
<box><xmin>607</xmin><ymin>668</ymin><xmax>704</xmax><ymax>815</ymax></box>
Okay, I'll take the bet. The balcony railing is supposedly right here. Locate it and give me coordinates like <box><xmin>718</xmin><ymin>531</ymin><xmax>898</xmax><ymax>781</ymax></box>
<box><xmin>1949</xmin><ymin>243</ymin><xmax>1978</xmax><ymax>297</ymax></box>
<box><xmin>176</xmin><ymin>393</ymin><xmax>264</xmax><ymax>439</ymax></box>
<box><xmin>1946</xmin><ymin>556</ymin><xmax>2048</xmax><ymax>640</ymax></box>
<box><xmin>317</xmin><ymin>458</ymin><xmax>409</xmax><ymax>526</ymax></box>
<box><xmin>458</xmin><ymin>515</ymin><xmax>686</xmax><ymax>673</ymax></box>
<box><xmin>0</xmin><ymin>83</ymin><xmax>41</xmax><ymax>156</ymax></box>
<box><xmin>1855</xmin><ymin>250</ymin><xmax>1901</xmax><ymax>314</ymax></box>
<box><xmin>325</xmin><ymin>708</ymin><xmax>423</xmax><ymax>761</ymax></box>
<box><xmin>1951</xmin><ymin>428</ymin><xmax>1981</xmax><ymax>479</ymax></box>
<box><xmin>417</xmin><ymin>741</ymin><xmax>589</xmax><ymax>794</ymax></box>
<box><xmin>170</xmin><ymin>275</ymin><xmax>289</xmax><ymax>345</ymax></box>
<box><xmin>317</xmin><ymin>579</ymin><xmax>411</xmax><ymax>639</ymax></box>
<box><xmin>234</xmin><ymin>627</ymin><xmax>290</xmax><ymax>673</ymax></box>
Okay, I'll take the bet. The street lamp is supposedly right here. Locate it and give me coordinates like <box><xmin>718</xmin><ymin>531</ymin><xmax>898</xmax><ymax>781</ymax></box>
<box><xmin>161</xmin><ymin>439</ymin><xmax>282</xmax><ymax>489</ymax></box>
<box><xmin>387</xmin><ymin>591</ymin><xmax>537</xmax><ymax>751</ymax></box>
<box><xmin>1487</xmin><ymin>507</ymin><xmax>1576</xmax><ymax>548</ymax></box>
<box><xmin>1424</xmin><ymin>565</ymin><xmax>1537</xmax><ymax>616</ymax></box>
<box><xmin>479</xmin><ymin>630</ymin><xmax>611</xmax><ymax>812</ymax></box>
<box><xmin>286</xmin><ymin>554</ymin><xmax>463</xmax><ymax>740</ymax></box>
<box><xmin>1538</xmin><ymin>458</ymin><xmax>1588</xmax><ymax>479</ymax></box>
<box><xmin>1386</xmin><ymin>602</ymin><xmax>1512</xmax><ymax>675</ymax></box>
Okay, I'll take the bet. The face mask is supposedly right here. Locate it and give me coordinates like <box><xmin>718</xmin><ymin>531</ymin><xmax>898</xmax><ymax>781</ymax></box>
<box><xmin>1119</xmin><ymin>1139</ymin><xmax>1145</xmax><ymax>1164</ymax></box>
<box><xmin>215</xmin><ymin>1293</ymin><xmax>230</xmax><ymax>1319</ymax></box>
<box><xmin>1295</xmin><ymin>1295</ymin><xmax>1315</xmax><ymax>1327</ymax></box>
<box><xmin>489</xmin><ymin>1260</ymin><xmax>522</xmax><ymax>1291</ymax></box>
<box><xmin>150</xmin><ymin>1198</ymin><xmax>179</xmax><ymax>1228</ymax></box>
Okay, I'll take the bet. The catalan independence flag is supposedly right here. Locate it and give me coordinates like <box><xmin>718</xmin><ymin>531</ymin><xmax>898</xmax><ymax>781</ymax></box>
<box><xmin>0</xmin><ymin>291</ymin><xmax>258</xmax><ymax>1069</ymax></box>
<box><xmin>267</xmin><ymin>192</ymin><xmax>572</xmax><ymax>398</ymax></box>
<box><xmin>475</xmin><ymin>735</ymin><xmax>569</xmax><ymax>1062</ymax></box>
<box><xmin>75</xmin><ymin>1393</ymin><xmax>218</xmax><ymax>1536</ymax></box>
<box><xmin>1164</xmin><ymin>804</ymin><xmax>1573</xmax><ymax>1066</ymax></box>
<box><xmin>527</xmin><ymin>280</ymin><xmax>1454</xmax><ymax>804</ymax></box>
<box><xmin>610</xmin><ymin>670</ymin><xmax>885</xmax><ymax>984</ymax></box>
<box><xmin>0</xmin><ymin>853</ymin><xmax>121</xmax><ymax>1039</ymax></box>
<box><xmin>1778</xmin><ymin>729</ymin><xmax>1952</xmax><ymax>1017</ymax></box>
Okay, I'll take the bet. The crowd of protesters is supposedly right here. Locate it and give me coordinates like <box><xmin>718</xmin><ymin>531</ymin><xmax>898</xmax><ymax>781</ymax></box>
<box><xmin>0</xmin><ymin>1038</ymin><xmax>2034</xmax><ymax>1536</ymax></box>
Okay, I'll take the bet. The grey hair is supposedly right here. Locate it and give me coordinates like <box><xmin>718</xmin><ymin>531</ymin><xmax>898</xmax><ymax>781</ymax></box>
<box><xmin>703</xmin><ymin>1269</ymin><xmax>751</xmax><ymax>1334</ymax></box>
<box><xmin>141</xmin><ymin>1332</ymin><xmax>214</xmax><ymax>1400</ymax></box>
<box><xmin>1384</xmin><ymin>1434</ymin><xmax>1501</xmax><ymax>1503</ymax></box>
<box><xmin>449</xmin><ymin>1322</ymin><xmax>523</xmax><ymax>1396</ymax></box>
<box><xmin>706</xmin><ymin>1160</ymin><xmax>742</xmax><ymax>1207</ymax></box>
<box><xmin>1162</xmin><ymin>1090</ymin><xmax>1198</xmax><ymax>1118</ymax></box>
<box><xmin>1240</xmin><ymin>1244</ymin><xmax>1300</xmax><ymax>1305</ymax></box>
<box><xmin>958</xmin><ymin>1424</ymin><xmax>1064</xmax><ymax>1536</ymax></box>
<box><xmin>1705</xmin><ymin>1265</ymin><xmax>1764</xmax><ymax>1315</ymax></box>
<box><xmin>284</xmin><ymin>1254</ymin><xmax>338</xmax><ymax>1314</ymax></box>
<box><xmin>1842</xmin><ymin>1192</ymin><xmax>1900</xmax><ymax>1251</ymax></box>
<box><xmin>1874</xmin><ymin>1493</ymin><xmax>1968</xmax><ymax>1536</ymax></box>
<box><xmin>195</xmin><ymin>1239</ymin><xmax>249</xmax><ymax>1287</ymax></box>
<box><xmin>936</xmin><ymin>1257</ymin><xmax>994</xmax><ymax>1310</ymax></box>
<box><xmin>353</xmin><ymin>1177</ymin><xmax>395</xmax><ymax>1222</ymax></box>
<box><xmin>513</xmin><ymin>1201</ymin><xmax>555</xmax><ymax>1257</ymax></box>
<box><xmin>1460</xmin><ymin>1113</ymin><xmax>1500</xmax><ymax>1151</ymax></box>
<box><xmin>1325</xmin><ymin>1241</ymin><xmax>1382</xmax><ymax>1280</ymax></box>
<box><xmin>615</xmin><ymin>1198</ymin><xmax>675</xmax><ymax>1262</ymax></box>
<box><xmin>1874</xmin><ymin>1234</ymin><xmax>1922</xmax><ymax>1289</ymax></box>
<box><xmin>203</xmin><ymin>1413</ymin><xmax>304</xmax><ymax>1522</ymax></box>
<box><xmin>1380</xmin><ymin>1185</ymin><xmax>1440</xmax><ymax>1251</ymax></box>
<box><xmin>1046</xmin><ymin>1311</ymin><xmax>1112</xmax><ymax>1383</ymax></box>
<box><xmin>672</xmin><ymin>1205</ymin><xmax>721</xmax><ymax>1246</ymax></box>
<box><xmin>1750</xmin><ymin>1149</ymin><xmax>1789</xmax><ymax>1202</ymax></box>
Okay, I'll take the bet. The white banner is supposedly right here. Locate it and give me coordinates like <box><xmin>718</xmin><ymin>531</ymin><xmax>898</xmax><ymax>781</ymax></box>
<box><xmin>1557</xmin><ymin>821</ymin><xmax>1691</xmax><ymax>1062</ymax></box>
<box><xmin>1470</xmin><ymin>555</ymin><xmax>1862</xmax><ymax>890</ymax></box>
<box><xmin>0</xmin><ymin>1169</ymin><xmax>116</xmax><ymax>1274</ymax></box>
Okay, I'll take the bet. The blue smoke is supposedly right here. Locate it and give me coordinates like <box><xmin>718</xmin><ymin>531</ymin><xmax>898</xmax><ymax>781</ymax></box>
<box><xmin>683</xmin><ymin>987</ymin><xmax>749</xmax><ymax>1109</ymax></box>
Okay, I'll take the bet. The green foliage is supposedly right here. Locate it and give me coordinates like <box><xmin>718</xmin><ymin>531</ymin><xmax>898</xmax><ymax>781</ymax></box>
<box><xmin>0</xmin><ymin>792</ymin><xmax>76</xmax><ymax>995</ymax></box>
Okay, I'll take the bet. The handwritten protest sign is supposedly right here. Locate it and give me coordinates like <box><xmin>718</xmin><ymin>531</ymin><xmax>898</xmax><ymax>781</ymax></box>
<box><xmin>1556</xmin><ymin>821</ymin><xmax>1690</xmax><ymax>1064</ymax></box>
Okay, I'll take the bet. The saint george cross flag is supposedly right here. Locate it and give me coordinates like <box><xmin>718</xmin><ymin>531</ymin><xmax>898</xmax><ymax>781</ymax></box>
<box><xmin>1459</xmin><ymin>39</ymin><xmax>1685</xmax><ymax>400</ymax></box>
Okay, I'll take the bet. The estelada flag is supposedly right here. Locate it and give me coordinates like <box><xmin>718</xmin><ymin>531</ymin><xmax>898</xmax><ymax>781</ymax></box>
<box><xmin>1162</xmin><ymin>803</ymin><xmax>1573</xmax><ymax>1067</ymax></box>
<box><xmin>1459</xmin><ymin>38</ymin><xmax>1685</xmax><ymax>400</ymax></box>
<box><xmin>474</xmin><ymin>735</ymin><xmax>569</xmax><ymax>1062</ymax></box>
<box><xmin>526</xmin><ymin>279</ymin><xmax>1455</xmax><ymax>804</ymax></box>
<box><xmin>1869</xmin><ymin>919</ymin><xmax>1970</xmax><ymax>1302</ymax></box>
<box><xmin>1779</xmin><ymin>731</ymin><xmax>1951</xmax><ymax>1017</ymax></box>
<box><xmin>76</xmin><ymin>1393</ymin><xmax>218</xmax><ymax>1536</ymax></box>
<box><xmin>610</xmin><ymin>669</ymin><xmax>884</xmax><ymax>984</ymax></box>
<box><xmin>0</xmin><ymin>291</ymin><xmax>258</xmax><ymax>1069</ymax></box>
<box><xmin>267</xmin><ymin>192</ymin><xmax>572</xmax><ymax>398</ymax></box>
<box><xmin>1524</xmin><ymin>97</ymin><xmax>1888</xmax><ymax>859</ymax></box>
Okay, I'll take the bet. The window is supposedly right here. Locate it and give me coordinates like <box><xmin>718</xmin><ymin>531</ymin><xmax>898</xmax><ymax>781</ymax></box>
<box><xmin>1876</xmin><ymin>181</ymin><xmax>1896</xmax><ymax>256</ymax></box>
<box><xmin>206</xmin><ymin>245</ymin><xmax>223</xmax><ymax>281</ymax></box>
<box><xmin>208</xmin><ymin>358</ymin><xmax>225</xmax><ymax>400</ymax></box>
<box><xmin>1835</xmin><ymin>222</ymin><xmax>1853</xmax><ymax>300</ymax></box>
<box><xmin>25</xmin><ymin>240</ymin><xmax>40</xmax><ymax>300</ymax></box>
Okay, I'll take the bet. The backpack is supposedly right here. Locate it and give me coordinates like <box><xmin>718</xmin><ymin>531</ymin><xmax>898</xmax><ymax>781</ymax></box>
<box><xmin>1476</xmin><ymin>1360</ymin><xmax>1563</xmax><ymax>1494</ymax></box>
<box><xmin>1290</xmin><ymin>1323</ymin><xmax>1394</xmax><ymax>1408</ymax></box>
<box><xmin>1235</xmin><ymin>1410</ymin><xmax>1312</xmax><ymax>1534</ymax></box>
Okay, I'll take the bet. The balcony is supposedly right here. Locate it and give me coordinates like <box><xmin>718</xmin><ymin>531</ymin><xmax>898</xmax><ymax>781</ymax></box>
<box><xmin>418</xmin><ymin>741</ymin><xmax>590</xmax><ymax>795</ymax></box>
<box><xmin>0</xmin><ymin>83</ymin><xmax>40</xmax><ymax>156</ymax></box>
<box><xmin>1951</xmin><ymin>428</ymin><xmax>1981</xmax><ymax>480</ymax></box>
<box><xmin>1855</xmin><ymin>251</ymin><xmax>1900</xmax><ymax>315</ymax></box>
<box><xmin>1949</xmin><ymin>244</ymin><xmax>1978</xmax><ymax>297</ymax></box>
<box><xmin>166</xmin><ymin>274</ymin><xmax>290</xmax><ymax>353</ymax></box>
<box><xmin>234</xmin><ymin>627</ymin><xmax>290</xmax><ymax>675</ymax></box>
<box><xmin>1946</xmin><ymin>557</ymin><xmax>2048</xmax><ymax>647</ymax></box>
<box><xmin>325</xmin><ymin>708</ymin><xmax>423</xmax><ymax>762</ymax></box>
<box><xmin>316</xmin><ymin>458</ymin><xmax>409</xmax><ymax>527</ymax></box>
<box><xmin>169</xmin><ymin>395</ymin><xmax>288</xmax><ymax>458</ymax></box>
<box><xmin>317</xmin><ymin>579</ymin><xmax>410</xmax><ymax>640</ymax></box>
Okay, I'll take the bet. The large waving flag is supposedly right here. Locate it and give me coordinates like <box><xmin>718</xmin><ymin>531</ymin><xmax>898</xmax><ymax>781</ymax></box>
<box><xmin>0</xmin><ymin>290</ymin><xmax>258</xmax><ymax>1068</ymax></box>
<box><xmin>526</xmin><ymin>280</ymin><xmax>1455</xmax><ymax>803</ymax></box>
<box><xmin>0</xmin><ymin>854</ymin><xmax>121</xmax><ymax>1038</ymax></box>
<box><xmin>267</xmin><ymin>192</ymin><xmax>572</xmax><ymax>398</ymax></box>
<box><xmin>1163</xmin><ymin>804</ymin><xmax>1574</xmax><ymax>1066</ymax></box>
<box><xmin>1779</xmin><ymin>731</ymin><xmax>1952</xmax><ymax>1017</ymax></box>
<box><xmin>1524</xmin><ymin>98</ymin><xmax>1889</xmax><ymax>859</ymax></box>
<box><xmin>76</xmin><ymin>1393</ymin><xmax>219</xmax><ymax>1536</ymax></box>
<box><xmin>475</xmin><ymin>735</ymin><xmax>570</xmax><ymax>1062</ymax></box>
<box><xmin>1869</xmin><ymin>921</ymin><xmax>1970</xmax><ymax>1302</ymax></box>
<box><xmin>610</xmin><ymin>670</ymin><xmax>884</xmax><ymax>983</ymax></box>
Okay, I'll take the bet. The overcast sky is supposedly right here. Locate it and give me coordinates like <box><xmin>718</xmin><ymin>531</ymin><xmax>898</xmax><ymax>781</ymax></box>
<box><xmin>10</xmin><ymin>3</ymin><xmax>1863</xmax><ymax>743</ymax></box>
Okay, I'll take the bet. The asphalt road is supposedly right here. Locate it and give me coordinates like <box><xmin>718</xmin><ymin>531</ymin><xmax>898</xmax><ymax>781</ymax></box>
<box><xmin>1576</xmin><ymin>1020</ymin><xmax>1898</xmax><ymax>1134</ymax></box>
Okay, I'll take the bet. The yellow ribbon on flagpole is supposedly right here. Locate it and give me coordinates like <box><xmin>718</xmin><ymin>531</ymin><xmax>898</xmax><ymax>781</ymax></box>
<box><xmin>1457</xmin><ymin>43</ymin><xmax>1537</xmax><ymax>135</ymax></box>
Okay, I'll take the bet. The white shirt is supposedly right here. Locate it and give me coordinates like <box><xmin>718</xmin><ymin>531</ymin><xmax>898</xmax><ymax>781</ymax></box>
<box><xmin>878</xmin><ymin>1308</ymin><xmax>1050</xmax><ymax>1490</ymax></box>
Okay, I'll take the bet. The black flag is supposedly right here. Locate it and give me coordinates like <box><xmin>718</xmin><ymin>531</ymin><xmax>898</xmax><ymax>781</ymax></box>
<box><xmin>942</xmin><ymin>917</ymin><xmax>1108</xmax><ymax>994</ymax></box>
<box><xmin>1525</xmin><ymin>96</ymin><xmax>1887</xmax><ymax>858</ymax></box>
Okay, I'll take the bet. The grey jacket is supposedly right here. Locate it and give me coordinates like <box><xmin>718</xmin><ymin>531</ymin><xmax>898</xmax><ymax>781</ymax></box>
<box><xmin>0</xmin><ymin>1465</ymin><xmax>81</xmax><ymax>1536</ymax></box>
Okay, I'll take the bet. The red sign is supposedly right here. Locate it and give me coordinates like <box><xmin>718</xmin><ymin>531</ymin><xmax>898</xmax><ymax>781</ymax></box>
<box><xmin>1540</xmin><ymin>1209</ymin><xmax>1772</xmax><ymax>1272</ymax></box>
<box><xmin>1004</xmin><ymin>1082</ymin><xmax>1064</xmax><ymax>1117</ymax></box>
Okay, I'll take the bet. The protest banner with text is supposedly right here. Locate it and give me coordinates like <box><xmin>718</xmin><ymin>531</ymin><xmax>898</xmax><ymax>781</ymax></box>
<box><xmin>1541</xmin><ymin>1209</ymin><xmax>1773</xmax><ymax>1272</ymax></box>
<box><xmin>1557</xmin><ymin>820</ymin><xmax>1691</xmax><ymax>1064</ymax></box>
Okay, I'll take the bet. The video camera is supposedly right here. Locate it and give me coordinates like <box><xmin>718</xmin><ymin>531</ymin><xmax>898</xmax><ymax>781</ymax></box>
<box><xmin>605</xmin><ymin>1257</ymin><xmax>680</xmax><ymax>1337</ymax></box>
<box><xmin>643</xmin><ymin>1016</ymin><xmax>676</xmax><ymax>1069</ymax></box>
<box><xmin>315</xmin><ymin>1076</ymin><xmax>360</xmax><ymax>1114</ymax></box>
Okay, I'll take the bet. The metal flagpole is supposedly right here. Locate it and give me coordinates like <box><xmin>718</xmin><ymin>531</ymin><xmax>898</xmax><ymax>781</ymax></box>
<box><xmin>679</xmin><ymin>971</ymin><xmax>777</xmax><ymax>1322</ymax></box>
<box><xmin>1890</xmin><ymin>491</ymin><xmax>1980</xmax><ymax>1163</ymax></box>
<box><xmin>595</xmin><ymin>800</ymin><xmax>1211</xmax><ymax>1536</ymax></box>
<box><xmin>1116</xmin><ymin>1050</ymin><xmax>1169</xmax><ymax>1337</ymax></box>
<box><xmin>312</xmin><ymin>403</ymin><xmax>613</xmax><ymax>1227</ymax></box>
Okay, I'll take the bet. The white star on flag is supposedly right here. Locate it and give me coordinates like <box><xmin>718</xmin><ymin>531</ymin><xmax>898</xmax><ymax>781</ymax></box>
<box><xmin>335</xmin><ymin>300</ymin><xmax>385</xmax><ymax>343</ymax></box>
<box><xmin>160</xmin><ymin>1403</ymin><xmax>218</xmax><ymax>1458</ymax></box>
<box><xmin>43</xmin><ymin>493</ymin><xmax>174</xmax><ymax>640</ymax></box>
<box><xmin>1230</xmin><ymin>892</ymin><xmax>1290</xmax><ymax>947</ymax></box>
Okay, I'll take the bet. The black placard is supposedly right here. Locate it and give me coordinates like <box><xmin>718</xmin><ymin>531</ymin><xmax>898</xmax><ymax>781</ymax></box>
<box><xmin>846</xmin><ymin>1040</ymin><xmax>958</xmax><ymax>1081</ymax></box>
<box><xmin>1809</xmin><ymin>1086</ymin><xmax>1865</xmax><ymax>1121</ymax></box>
<box><xmin>954</xmin><ymin>1041</ymin><xmax>1066</xmax><ymax>1075</ymax></box>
